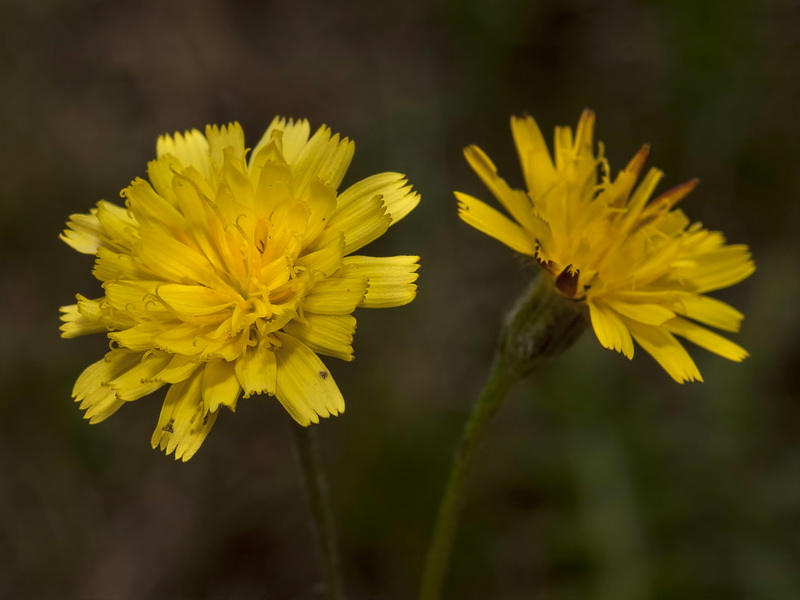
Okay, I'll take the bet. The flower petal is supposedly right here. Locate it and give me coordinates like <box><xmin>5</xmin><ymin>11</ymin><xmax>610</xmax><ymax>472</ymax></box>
<box><xmin>674</xmin><ymin>294</ymin><xmax>744</xmax><ymax>332</ymax></box>
<box><xmin>60</xmin><ymin>209</ymin><xmax>104</xmax><ymax>255</ymax></box>
<box><xmin>291</xmin><ymin>125</ymin><xmax>355</xmax><ymax>192</ymax></box>
<box><xmin>302</xmin><ymin>274</ymin><xmax>368</xmax><ymax>315</ymax></box>
<box><xmin>665</xmin><ymin>316</ymin><xmax>749</xmax><ymax>362</ymax></box>
<box><xmin>235</xmin><ymin>340</ymin><xmax>277</xmax><ymax>398</ymax></box>
<box><xmin>206</xmin><ymin>123</ymin><xmax>245</xmax><ymax>167</ymax></box>
<box><xmin>109</xmin><ymin>324</ymin><xmax>160</xmax><ymax>351</ymax></box>
<box><xmin>202</xmin><ymin>359</ymin><xmax>241</xmax><ymax>412</ymax></box>
<box><xmin>626</xmin><ymin>320</ymin><xmax>702</xmax><ymax>383</ymax></box>
<box><xmin>151</xmin><ymin>370</ymin><xmax>218</xmax><ymax>461</ymax></box>
<box><xmin>320</xmin><ymin>192</ymin><xmax>391</xmax><ymax>255</ymax></box>
<box><xmin>337</xmin><ymin>172</ymin><xmax>420</xmax><ymax>225</ymax></box>
<box><xmin>456</xmin><ymin>192</ymin><xmax>537</xmax><ymax>256</ymax></box>
<box><xmin>251</xmin><ymin>117</ymin><xmax>311</xmax><ymax>165</ymax></box>
<box><xmin>675</xmin><ymin>244</ymin><xmax>755</xmax><ymax>293</ymax></box>
<box><xmin>136</xmin><ymin>229</ymin><xmax>214</xmax><ymax>286</ymax></box>
<box><xmin>623</xmin><ymin>167</ymin><xmax>663</xmax><ymax>222</ymax></box>
<box><xmin>610</xmin><ymin>301</ymin><xmax>675</xmax><ymax>326</ymax></box>
<box><xmin>510</xmin><ymin>114</ymin><xmax>557</xmax><ymax>197</ymax></box>
<box><xmin>588</xmin><ymin>300</ymin><xmax>634</xmax><ymax>359</ymax></box>
<box><xmin>72</xmin><ymin>350</ymin><xmax>143</xmax><ymax>423</ymax></box>
<box><xmin>125</xmin><ymin>176</ymin><xmax>185</xmax><ymax>229</ymax></box>
<box><xmin>301</xmin><ymin>179</ymin><xmax>339</xmax><ymax>244</ymax></box>
<box><xmin>154</xmin><ymin>353</ymin><xmax>202</xmax><ymax>384</ymax></box>
<box><xmin>95</xmin><ymin>201</ymin><xmax>139</xmax><ymax>250</ymax></box>
<box><xmin>274</xmin><ymin>332</ymin><xmax>344</xmax><ymax>425</ymax></box>
<box><xmin>342</xmin><ymin>255</ymin><xmax>420</xmax><ymax>308</ymax></box>
<box><xmin>155</xmin><ymin>284</ymin><xmax>234</xmax><ymax>317</ymax></box>
<box><xmin>156</xmin><ymin>128</ymin><xmax>211</xmax><ymax>180</ymax></box>
<box><xmin>93</xmin><ymin>247</ymin><xmax>150</xmax><ymax>282</ymax></box>
<box><xmin>463</xmin><ymin>145</ymin><xmax>536</xmax><ymax>231</ymax></box>
<box><xmin>81</xmin><ymin>387</ymin><xmax>124</xmax><ymax>425</ymax></box>
<box><xmin>59</xmin><ymin>296</ymin><xmax>107</xmax><ymax>338</ymax></box>
<box><xmin>297</xmin><ymin>232</ymin><xmax>345</xmax><ymax>276</ymax></box>
<box><xmin>109</xmin><ymin>351</ymin><xmax>171</xmax><ymax>401</ymax></box>
<box><xmin>283</xmin><ymin>314</ymin><xmax>356</xmax><ymax>361</ymax></box>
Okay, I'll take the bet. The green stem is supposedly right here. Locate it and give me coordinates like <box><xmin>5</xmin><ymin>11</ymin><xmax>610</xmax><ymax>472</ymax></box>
<box><xmin>419</xmin><ymin>354</ymin><xmax>517</xmax><ymax>600</ymax></box>
<box><xmin>291</xmin><ymin>422</ymin><xmax>347</xmax><ymax>600</ymax></box>
<box><xmin>419</xmin><ymin>276</ymin><xmax>588</xmax><ymax>600</ymax></box>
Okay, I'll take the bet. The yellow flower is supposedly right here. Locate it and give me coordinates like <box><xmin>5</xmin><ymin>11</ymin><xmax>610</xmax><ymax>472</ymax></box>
<box><xmin>457</xmin><ymin>110</ymin><xmax>754</xmax><ymax>383</ymax></box>
<box><xmin>61</xmin><ymin>118</ymin><xmax>420</xmax><ymax>460</ymax></box>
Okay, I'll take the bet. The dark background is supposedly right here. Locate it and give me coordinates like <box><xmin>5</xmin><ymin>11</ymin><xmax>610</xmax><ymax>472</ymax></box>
<box><xmin>1</xmin><ymin>0</ymin><xmax>799</xmax><ymax>598</ymax></box>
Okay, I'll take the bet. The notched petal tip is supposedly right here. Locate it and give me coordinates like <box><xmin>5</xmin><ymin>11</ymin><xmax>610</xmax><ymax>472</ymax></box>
<box><xmin>677</xmin><ymin>371</ymin><xmax>704</xmax><ymax>384</ymax></box>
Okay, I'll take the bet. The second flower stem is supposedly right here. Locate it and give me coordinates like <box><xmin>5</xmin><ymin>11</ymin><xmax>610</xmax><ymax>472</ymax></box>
<box><xmin>291</xmin><ymin>422</ymin><xmax>347</xmax><ymax>600</ymax></box>
<box><xmin>419</xmin><ymin>276</ymin><xmax>588</xmax><ymax>600</ymax></box>
<box><xmin>419</xmin><ymin>355</ymin><xmax>517</xmax><ymax>600</ymax></box>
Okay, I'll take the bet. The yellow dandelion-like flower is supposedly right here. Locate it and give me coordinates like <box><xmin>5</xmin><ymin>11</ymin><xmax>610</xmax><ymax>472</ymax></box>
<box><xmin>456</xmin><ymin>110</ymin><xmax>754</xmax><ymax>383</ymax></box>
<box><xmin>61</xmin><ymin>118</ymin><xmax>420</xmax><ymax>460</ymax></box>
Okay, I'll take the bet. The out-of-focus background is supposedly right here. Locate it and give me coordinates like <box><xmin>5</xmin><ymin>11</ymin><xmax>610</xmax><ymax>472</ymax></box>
<box><xmin>1</xmin><ymin>0</ymin><xmax>798</xmax><ymax>598</ymax></box>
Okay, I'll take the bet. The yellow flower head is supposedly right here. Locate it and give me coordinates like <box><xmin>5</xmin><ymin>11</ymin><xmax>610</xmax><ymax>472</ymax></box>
<box><xmin>61</xmin><ymin>118</ymin><xmax>420</xmax><ymax>460</ymax></box>
<box><xmin>457</xmin><ymin>110</ymin><xmax>754</xmax><ymax>383</ymax></box>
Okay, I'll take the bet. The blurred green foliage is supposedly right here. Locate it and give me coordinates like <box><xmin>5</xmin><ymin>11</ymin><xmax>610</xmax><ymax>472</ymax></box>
<box><xmin>1</xmin><ymin>0</ymin><xmax>798</xmax><ymax>598</ymax></box>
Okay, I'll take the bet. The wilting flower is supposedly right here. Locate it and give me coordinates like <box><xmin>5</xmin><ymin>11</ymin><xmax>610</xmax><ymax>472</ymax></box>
<box><xmin>457</xmin><ymin>110</ymin><xmax>754</xmax><ymax>382</ymax></box>
<box><xmin>61</xmin><ymin>118</ymin><xmax>420</xmax><ymax>460</ymax></box>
